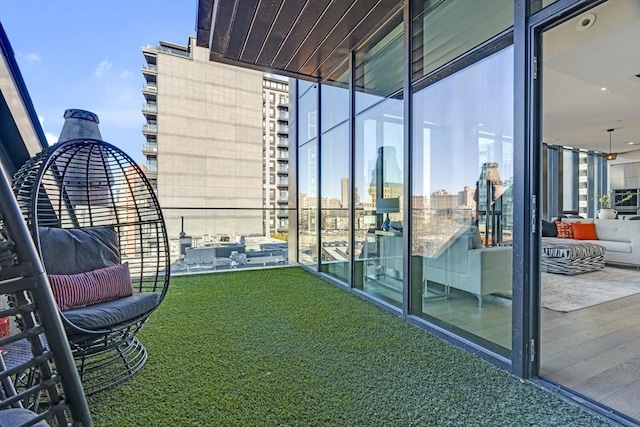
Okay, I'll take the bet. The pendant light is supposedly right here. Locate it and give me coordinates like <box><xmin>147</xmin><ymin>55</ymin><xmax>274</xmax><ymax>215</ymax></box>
<box><xmin>605</xmin><ymin>128</ymin><xmax>617</xmax><ymax>161</ymax></box>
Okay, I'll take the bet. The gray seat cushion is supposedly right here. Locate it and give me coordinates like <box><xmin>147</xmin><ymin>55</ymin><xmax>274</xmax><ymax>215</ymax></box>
<box><xmin>0</xmin><ymin>408</ymin><xmax>50</xmax><ymax>426</ymax></box>
<box><xmin>62</xmin><ymin>292</ymin><xmax>159</xmax><ymax>330</ymax></box>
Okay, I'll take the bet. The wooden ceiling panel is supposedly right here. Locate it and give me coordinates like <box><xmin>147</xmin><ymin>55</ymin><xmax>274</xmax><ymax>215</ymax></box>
<box><xmin>298</xmin><ymin>0</ymin><xmax>402</xmax><ymax>78</ymax></box>
<box><xmin>195</xmin><ymin>0</ymin><xmax>214</xmax><ymax>47</ymax></box>
<box><xmin>198</xmin><ymin>0</ymin><xmax>403</xmax><ymax>81</ymax></box>
<box><xmin>241</xmin><ymin>0</ymin><xmax>284</xmax><ymax>63</ymax></box>
<box><xmin>210</xmin><ymin>0</ymin><xmax>237</xmax><ymax>55</ymax></box>
<box><xmin>225</xmin><ymin>0</ymin><xmax>261</xmax><ymax>60</ymax></box>
<box><xmin>270</xmin><ymin>0</ymin><xmax>333</xmax><ymax>71</ymax></box>
<box><xmin>255</xmin><ymin>0</ymin><xmax>307</xmax><ymax>67</ymax></box>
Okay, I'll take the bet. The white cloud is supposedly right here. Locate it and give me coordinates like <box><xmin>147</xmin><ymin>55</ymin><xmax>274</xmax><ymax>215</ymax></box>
<box><xmin>19</xmin><ymin>52</ymin><xmax>41</xmax><ymax>62</ymax></box>
<box><xmin>94</xmin><ymin>59</ymin><xmax>113</xmax><ymax>78</ymax></box>
<box><xmin>38</xmin><ymin>116</ymin><xmax>59</xmax><ymax>145</ymax></box>
<box><xmin>45</xmin><ymin>132</ymin><xmax>59</xmax><ymax>145</ymax></box>
<box><xmin>120</xmin><ymin>70</ymin><xmax>132</xmax><ymax>79</ymax></box>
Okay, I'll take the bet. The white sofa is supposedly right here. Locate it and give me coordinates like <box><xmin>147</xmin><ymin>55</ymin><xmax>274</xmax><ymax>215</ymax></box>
<box><xmin>423</xmin><ymin>226</ymin><xmax>512</xmax><ymax>307</ymax></box>
<box><xmin>544</xmin><ymin>219</ymin><xmax>640</xmax><ymax>266</ymax></box>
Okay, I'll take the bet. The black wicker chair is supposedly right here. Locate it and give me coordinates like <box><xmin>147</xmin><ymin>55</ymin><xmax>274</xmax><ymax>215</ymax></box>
<box><xmin>0</xmin><ymin>161</ymin><xmax>92</xmax><ymax>426</ymax></box>
<box><xmin>11</xmin><ymin>138</ymin><xmax>170</xmax><ymax>395</ymax></box>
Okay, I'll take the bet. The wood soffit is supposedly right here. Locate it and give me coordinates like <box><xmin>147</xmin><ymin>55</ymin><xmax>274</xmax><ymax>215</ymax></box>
<box><xmin>196</xmin><ymin>0</ymin><xmax>403</xmax><ymax>82</ymax></box>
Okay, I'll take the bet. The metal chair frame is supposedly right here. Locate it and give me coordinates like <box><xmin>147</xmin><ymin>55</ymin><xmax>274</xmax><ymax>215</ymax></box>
<box><xmin>0</xmin><ymin>161</ymin><xmax>92</xmax><ymax>426</ymax></box>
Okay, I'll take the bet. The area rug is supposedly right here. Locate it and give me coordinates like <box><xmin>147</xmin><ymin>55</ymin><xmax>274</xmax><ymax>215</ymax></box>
<box><xmin>542</xmin><ymin>267</ymin><xmax>640</xmax><ymax>312</ymax></box>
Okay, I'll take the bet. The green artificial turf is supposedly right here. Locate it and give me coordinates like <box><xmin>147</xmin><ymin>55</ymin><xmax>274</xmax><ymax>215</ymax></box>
<box><xmin>87</xmin><ymin>267</ymin><xmax>613</xmax><ymax>426</ymax></box>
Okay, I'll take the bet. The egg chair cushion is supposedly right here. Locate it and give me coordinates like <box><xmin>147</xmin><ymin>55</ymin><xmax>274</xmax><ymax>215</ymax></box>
<box><xmin>39</xmin><ymin>226</ymin><xmax>120</xmax><ymax>275</ymax></box>
<box><xmin>62</xmin><ymin>292</ymin><xmax>160</xmax><ymax>331</ymax></box>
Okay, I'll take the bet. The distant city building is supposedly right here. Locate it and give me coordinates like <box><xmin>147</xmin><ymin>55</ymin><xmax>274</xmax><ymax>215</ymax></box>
<box><xmin>262</xmin><ymin>75</ymin><xmax>290</xmax><ymax>235</ymax></box>
<box><xmin>140</xmin><ymin>37</ymin><xmax>289</xmax><ymax>247</ymax></box>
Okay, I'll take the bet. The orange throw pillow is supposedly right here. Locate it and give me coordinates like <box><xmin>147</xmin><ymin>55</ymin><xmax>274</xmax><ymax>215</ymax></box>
<box><xmin>555</xmin><ymin>221</ymin><xmax>574</xmax><ymax>239</ymax></box>
<box><xmin>571</xmin><ymin>222</ymin><xmax>598</xmax><ymax>240</ymax></box>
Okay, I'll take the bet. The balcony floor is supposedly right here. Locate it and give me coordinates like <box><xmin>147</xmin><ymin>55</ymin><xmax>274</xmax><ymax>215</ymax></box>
<box><xmin>87</xmin><ymin>267</ymin><xmax>612</xmax><ymax>426</ymax></box>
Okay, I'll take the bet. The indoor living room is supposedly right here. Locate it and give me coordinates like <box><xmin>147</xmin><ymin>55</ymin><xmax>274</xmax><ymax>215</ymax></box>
<box><xmin>538</xmin><ymin>0</ymin><xmax>640</xmax><ymax>420</ymax></box>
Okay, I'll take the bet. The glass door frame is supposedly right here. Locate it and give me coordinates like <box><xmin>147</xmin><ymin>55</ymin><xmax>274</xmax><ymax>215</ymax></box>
<box><xmin>525</xmin><ymin>0</ymin><xmax>634</xmax><ymax>425</ymax></box>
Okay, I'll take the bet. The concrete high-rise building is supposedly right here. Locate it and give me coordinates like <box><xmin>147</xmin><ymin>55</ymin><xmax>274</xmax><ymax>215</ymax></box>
<box><xmin>261</xmin><ymin>75</ymin><xmax>290</xmax><ymax>235</ymax></box>
<box><xmin>141</xmin><ymin>37</ymin><xmax>289</xmax><ymax>250</ymax></box>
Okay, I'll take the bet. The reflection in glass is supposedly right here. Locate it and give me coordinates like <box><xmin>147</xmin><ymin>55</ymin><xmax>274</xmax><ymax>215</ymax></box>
<box><xmin>298</xmin><ymin>84</ymin><xmax>318</xmax><ymax>145</ymax></box>
<box><xmin>411</xmin><ymin>46</ymin><xmax>514</xmax><ymax>354</ymax></box>
<box><xmin>412</xmin><ymin>0</ymin><xmax>512</xmax><ymax>81</ymax></box>
<box><xmin>354</xmin><ymin>98</ymin><xmax>404</xmax><ymax>307</ymax></box>
<box><xmin>320</xmin><ymin>123</ymin><xmax>349</xmax><ymax>282</ymax></box>
<box><xmin>355</xmin><ymin>19</ymin><xmax>403</xmax><ymax>114</ymax></box>
<box><xmin>321</xmin><ymin>75</ymin><xmax>349</xmax><ymax>133</ymax></box>
<box><xmin>298</xmin><ymin>141</ymin><xmax>318</xmax><ymax>268</ymax></box>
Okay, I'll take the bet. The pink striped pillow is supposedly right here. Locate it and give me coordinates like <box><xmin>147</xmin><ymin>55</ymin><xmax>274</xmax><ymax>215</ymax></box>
<box><xmin>49</xmin><ymin>263</ymin><xmax>133</xmax><ymax>311</ymax></box>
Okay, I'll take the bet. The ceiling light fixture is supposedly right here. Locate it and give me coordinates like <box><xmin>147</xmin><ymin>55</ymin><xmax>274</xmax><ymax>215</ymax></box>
<box><xmin>605</xmin><ymin>128</ymin><xmax>617</xmax><ymax>161</ymax></box>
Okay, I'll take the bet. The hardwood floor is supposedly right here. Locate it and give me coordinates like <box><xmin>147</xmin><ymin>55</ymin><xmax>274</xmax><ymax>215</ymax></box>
<box><xmin>541</xmin><ymin>293</ymin><xmax>640</xmax><ymax>420</ymax></box>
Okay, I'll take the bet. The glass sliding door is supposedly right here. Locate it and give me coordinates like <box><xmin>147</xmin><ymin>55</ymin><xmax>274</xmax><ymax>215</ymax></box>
<box><xmin>538</xmin><ymin>1</ymin><xmax>640</xmax><ymax>421</ymax></box>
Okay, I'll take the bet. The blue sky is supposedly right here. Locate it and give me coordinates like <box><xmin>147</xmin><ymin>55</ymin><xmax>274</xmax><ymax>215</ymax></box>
<box><xmin>2</xmin><ymin>0</ymin><xmax>196</xmax><ymax>164</ymax></box>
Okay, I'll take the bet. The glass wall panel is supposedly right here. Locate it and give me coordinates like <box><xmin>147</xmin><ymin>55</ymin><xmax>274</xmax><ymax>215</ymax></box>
<box><xmin>298</xmin><ymin>79</ymin><xmax>315</xmax><ymax>97</ymax></box>
<box><xmin>320</xmin><ymin>123</ymin><xmax>350</xmax><ymax>282</ymax></box>
<box><xmin>351</xmin><ymin>12</ymin><xmax>404</xmax><ymax>307</ymax></box>
<box><xmin>321</xmin><ymin>78</ymin><xmax>349</xmax><ymax>133</ymax></box>
<box><xmin>354</xmin><ymin>97</ymin><xmax>404</xmax><ymax>307</ymax></box>
<box><xmin>412</xmin><ymin>0</ymin><xmax>512</xmax><ymax>81</ymax></box>
<box><xmin>298</xmin><ymin>141</ymin><xmax>318</xmax><ymax>268</ymax></box>
<box><xmin>355</xmin><ymin>19</ymin><xmax>403</xmax><ymax>114</ymax></box>
<box><xmin>298</xmin><ymin>84</ymin><xmax>318</xmax><ymax>145</ymax></box>
<box><xmin>411</xmin><ymin>45</ymin><xmax>514</xmax><ymax>354</ymax></box>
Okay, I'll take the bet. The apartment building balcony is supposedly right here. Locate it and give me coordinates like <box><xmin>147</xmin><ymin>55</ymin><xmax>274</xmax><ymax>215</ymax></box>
<box><xmin>277</xmin><ymin>197</ymin><xmax>288</xmax><ymax>204</ymax></box>
<box><xmin>141</xmin><ymin>47</ymin><xmax>157</xmax><ymax>65</ymax></box>
<box><xmin>276</xmin><ymin>210</ymin><xmax>289</xmax><ymax>218</ymax></box>
<box><xmin>142</xmin><ymin>83</ymin><xmax>158</xmax><ymax>94</ymax></box>
<box><xmin>277</xmin><ymin>101</ymin><xmax>289</xmax><ymax>108</ymax></box>
<box><xmin>143</xmin><ymin>168</ymin><xmax>157</xmax><ymax>181</ymax></box>
<box><xmin>277</xmin><ymin>126</ymin><xmax>289</xmax><ymax>135</ymax></box>
<box><xmin>277</xmin><ymin>152</ymin><xmax>289</xmax><ymax>161</ymax></box>
<box><xmin>142</xmin><ymin>143</ymin><xmax>158</xmax><ymax>155</ymax></box>
<box><xmin>277</xmin><ymin>112</ymin><xmax>289</xmax><ymax>121</ymax></box>
<box><xmin>276</xmin><ymin>225</ymin><xmax>289</xmax><ymax>233</ymax></box>
<box><xmin>277</xmin><ymin>166</ymin><xmax>289</xmax><ymax>175</ymax></box>
<box><xmin>142</xmin><ymin>63</ymin><xmax>158</xmax><ymax>74</ymax></box>
<box><xmin>142</xmin><ymin>124</ymin><xmax>158</xmax><ymax>135</ymax></box>
<box><xmin>142</xmin><ymin>103</ymin><xmax>158</xmax><ymax>119</ymax></box>
<box><xmin>276</xmin><ymin>179</ymin><xmax>288</xmax><ymax>189</ymax></box>
<box><xmin>277</xmin><ymin>139</ymin><xmax>288</xmax><ymax>148</ymax></box>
